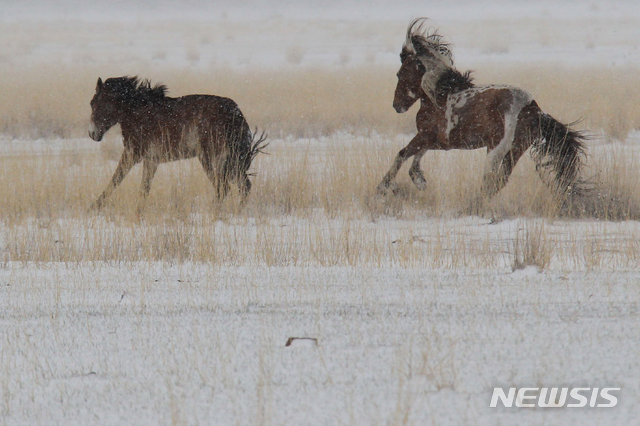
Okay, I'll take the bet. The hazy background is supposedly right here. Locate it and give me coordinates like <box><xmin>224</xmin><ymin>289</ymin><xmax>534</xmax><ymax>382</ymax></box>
<box><xmin>3</xmin><ymin>0</ymin><xmax>639</xmax><ymax>21</ymax></box>
<box><xmin>2</xmin><ymin>0</ymin><xmax>639</xmax><ymax>140</ymax></box>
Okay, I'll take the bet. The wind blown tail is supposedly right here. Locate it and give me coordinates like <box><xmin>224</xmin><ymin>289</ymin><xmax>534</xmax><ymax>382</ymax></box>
<box><xmin>221</xmin><ymin>125</ymin><xmax>267</xmax><ymax>200</ymax></box>
<box><xmin>530</xmin><ymin>113</ymin><xmax>588</xmax><ymax>195</ymax></box>
<box><xmin>242</xmin><ymin>128</ymin><xmax>268</xmax><ymax>176</ymax></box>
<box><xmin>225</xmin><ymin>124</ymin><xmax>268</xmax><ymax>176</ymax></box>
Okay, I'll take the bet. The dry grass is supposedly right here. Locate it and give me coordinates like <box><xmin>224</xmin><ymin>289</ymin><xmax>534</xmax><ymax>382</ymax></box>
<box><xmin>1</xmin><ymin>65</ymin><xmax>640</xmax><ymax>140</ymax></box>
<box><xmin>510</xmin><ymin>223</ymin><xmax>552</xmax><ymax>272</ymax></box>
<box><xmin>1</xmin><ymin>134</ymin><xmax>640</xmax><ymax>269</ymax></box>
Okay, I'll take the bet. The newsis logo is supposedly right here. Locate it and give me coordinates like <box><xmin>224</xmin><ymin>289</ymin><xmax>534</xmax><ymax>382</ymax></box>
<box><xmin>490</xmin><ymin>387</ymin><xmax>620</xmax><ymax>408</ymax></box>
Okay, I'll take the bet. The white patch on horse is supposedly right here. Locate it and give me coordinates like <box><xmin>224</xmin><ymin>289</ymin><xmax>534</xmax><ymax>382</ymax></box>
<box><xmin>420</xmin><ymin>59</ymin><xmax>451</xmax><ymax>105</ymax></box>
<box><xmin>474</xmin><ymin>84</ymin><xmax>511</xmax><ymax>93</ymax></box>
<box><xmin>446</xmin><ymin>85</ymin><xmax>531</xmax><ymax>144</ymax></box>
<box><xmin>407</xmin><ymin>90</ymin><xmax>417</xmax><ymax>100</ymax></box>
<box><xmin>445</xmin><ymin>91</ymin><xmax>470</xmax><ymax>141</ymax></box>
<box><xmin>484</xmin><ymin>88</ymin><xmax>533</xmax><ymax>175</ymax></box>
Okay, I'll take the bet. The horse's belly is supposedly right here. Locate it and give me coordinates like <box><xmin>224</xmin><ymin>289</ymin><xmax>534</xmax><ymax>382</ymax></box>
<box><xmin>150</xmin><ymin>139</ymin><xmax>199</xmax><ymax>162</ymax></box>
<box><xmin>445</xmin><ymin>127</ymin><xmax>490</xmax><ymax>150</ymax></box>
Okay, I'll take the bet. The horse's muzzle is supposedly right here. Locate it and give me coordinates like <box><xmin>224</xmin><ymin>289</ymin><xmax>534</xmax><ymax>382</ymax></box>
<box><xmin>394</xmin><ymin>103</ymin><xmax>408</xmax><ymax>113</ymax></box>
<box><xmin>88</xmin><ymin>122</ymin><xmax>103</xmax><ymax>141</ymax></box>
<box><xmin>88</xmin><ymin>130</ymin><xmax>103</xmax><ymax>141</ymax></box>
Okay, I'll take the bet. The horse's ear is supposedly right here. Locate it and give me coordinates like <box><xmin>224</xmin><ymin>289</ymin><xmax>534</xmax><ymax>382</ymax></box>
<box><xmin>96</xmin><ymin>77</ymin><xmax>103</xmax><ymax>92</ymax></box>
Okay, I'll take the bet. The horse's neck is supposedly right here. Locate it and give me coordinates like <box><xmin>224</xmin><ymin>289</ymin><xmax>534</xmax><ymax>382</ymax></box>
<box><xmin>119</xmin><ymin>112</ymin><xmax>147</xmax><ymax>136</ymax></box>
<box><xmin>419</xmin><ymin>96</ymin><xmax>444</xmax><ymax>113</ymax></box>
<box><xmin>119</xmin><ymin>103</ymin><xmax>152</xmax><ymax>127</ymax></box>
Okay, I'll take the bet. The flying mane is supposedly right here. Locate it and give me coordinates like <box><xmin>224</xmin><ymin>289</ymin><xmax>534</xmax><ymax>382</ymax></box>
<box><xmin>403</xmin><ymin>18</ymin><xmax>453</xmax><ymax>60</ymax></box>
<box><xmin>435</xmin><ymin>69</ymin><xmax>474</xmax><ymax>102</ymax></box>
<box><xmin>403</xmin><ymin>18</ymin><xmax>474</xmax><ymax>104</ymax></box>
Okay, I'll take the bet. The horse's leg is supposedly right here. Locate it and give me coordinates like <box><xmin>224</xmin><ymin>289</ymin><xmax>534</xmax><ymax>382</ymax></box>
<box><xmin>90</xmin><ymin>150</ymin><xmax>136</xmax><ymax>211</ymax></box>
<box><xmin>497</xmin><ymin>143</ymin><xmax>528</xmax><ymax>192</ymax></box>
<box><xmin>481</xmin><ymin>141</ymin><xmax>530</xmax><ymax>204</ymax></box>
<box><xmin>216</xmin><ymin>178</ymin><xmax>231</xmax><ymax>201</ymax></box>
<box><xmin>216</xmin><ymin>159</ymin><xmax>231</xmax><ymax>201</ymax></box>
<box><xmin>377</xmin><ymin>133</ymin><xmax>427</xmax><ymax>194</ymax></box>
<box><xmin>467</xmin><ymin>149</ymin><xmax>506</xmax><ymax>215</ymax></box>
<box><xmin>408</xmin><ymin>148</ymin><xmax>428</xmax><ymax>190</ymax></box>
<box><xmin>137</xmin><ymin>158</ymin><xmax>159</xmax><ymax>214</ymax></box>
<box><xmin>481</xmin><ymin>116</ymin><xmax>532</xmax><ymax>199</ymax></box>
<box><xmin>237</xmin><ymin>173</ymin><xmax>251</xmax><ymax>201</ymax></box>
<box><xmin>222</xmin><ymin>150</ymin><xmax>251</xmax><ymax>202</ymax></box>
<box><xmin>198</xmin><ymin>150</ymin><xmax>228</xmax><ymax>202</ymax></box>
<box><xmin>481</xmin><ymin>153</ymin><xmax>509</xmax><ymax>200</ymax></box>
<box><xmin>468</xmin><ymin>144</ymin><xmax>529</xmax><ymax>218</ymax></box>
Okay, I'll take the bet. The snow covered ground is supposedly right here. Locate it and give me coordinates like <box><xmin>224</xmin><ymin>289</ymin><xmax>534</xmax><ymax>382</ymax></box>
<box><xmin>2</xmin><ymin>1</ymin><xmax>640</xmax><ymax>425</ymax></box>
<box><xmin>1</xmin><ymin>149</ymin><xmax>639</xmax><ymax>425</ymax></box>
<box><xmin>2</xmin><ymin>260</ymin><xmax>640</xmax><ymax>424</ymax></box>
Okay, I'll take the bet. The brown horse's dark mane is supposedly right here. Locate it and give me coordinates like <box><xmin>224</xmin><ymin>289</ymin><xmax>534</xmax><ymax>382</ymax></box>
<box><xmin>103</xmin><ymin>76</ymin><xmax>168</xmax><ymax>107</ymax></box>
<box><xmin>435</xmin><ymin>68</ymin><xmax>475</xmax><ymax>102</ymax></box>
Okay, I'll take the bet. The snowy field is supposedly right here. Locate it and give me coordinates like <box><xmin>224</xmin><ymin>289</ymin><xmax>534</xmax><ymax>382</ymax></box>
<box><xmin>2</xmin><ymin>261</ymin><xmax>640</xmax><ymax>424</ymax></box>
<box><xmin>2</xmin><ymin>1</ymin><xmax>640</xmax><ymax>425</ymax></box>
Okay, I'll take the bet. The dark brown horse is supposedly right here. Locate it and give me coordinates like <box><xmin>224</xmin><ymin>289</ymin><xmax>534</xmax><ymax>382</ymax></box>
<box><xmin>88</xmin><ymin>76</ymin><xmax>266</xmax><ymax>211</ymax></box>
<box><xmin>378</xmin><ymin>18</ymin><xmax>587</xmax><ymax>204</ymax></box>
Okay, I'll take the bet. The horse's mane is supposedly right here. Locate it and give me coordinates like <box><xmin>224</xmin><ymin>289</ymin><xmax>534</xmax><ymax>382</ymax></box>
<box><xmin>103</xmin><ymin>76</ymin><xmax>168</xmax><ymax>105</ymax></box>
<box><xmin>404</xmin><ymin>18</ymin><xmax>453</xmax><ymax>63</ymax></box>
<box><xmin>404</xmin><ymin>18</ymin><xmax>475</xmax><ymax>103</ymax></box>
<box><xmin>435</xmin><ymin>69</ymin><xmax>474</xmax><ymax>102</ymax></box>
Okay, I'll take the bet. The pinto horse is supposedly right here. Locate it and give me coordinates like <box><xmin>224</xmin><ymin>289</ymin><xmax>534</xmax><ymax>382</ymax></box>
<box><xmin>378</xmin><ymin>18</ymin><xmax>587</xmax><ymax>204</ymax></box>
<box><xmin>88</xmin><ymin>76</ymin><xmax>266</xmax><ymax>211</ymax></box>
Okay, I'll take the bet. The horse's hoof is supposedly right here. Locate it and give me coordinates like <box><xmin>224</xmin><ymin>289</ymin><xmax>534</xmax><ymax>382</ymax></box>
<box><xmin>412</xmin><ymin>177</ymin><xmax>427</xmax><ymax>190</ymax></box>
<box><xmin>409</xmin><ymin>170</ymin><xmax>427</xmax><ymax>190</ymax></box>
<box><xmin>376</xmin><ymin>183</ymin><xmax>389</xmax><ymax>195</ymax></box>
<box><xmin>465</xmin><ymin>197</ymin><xmax>487</xmax><ymax>216</ymax></box>
<box><xmin>376</xmin><ymin>182</ymin><xmax>397</xmax><ymax>196</ymax></box>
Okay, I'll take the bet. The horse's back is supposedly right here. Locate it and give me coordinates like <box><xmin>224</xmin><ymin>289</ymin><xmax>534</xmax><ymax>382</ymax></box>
<box><xmin>448</xmin><ymin>85</ymin><xmax>533</xmax><ymax>113</ymax></box>
<box><xmin>443</xmin><ymin>85</ymin><xmax>535</xmax><ymax>149</ymax></box>
<box><xmin>172</xmin><ymin>94</ymin><xmax>251</xmax><ymax>144</ymax></box>
<box><xmin>172</xmin><ymin>94</ymin><xmax>246</xmax><ymax>124</ymax></box>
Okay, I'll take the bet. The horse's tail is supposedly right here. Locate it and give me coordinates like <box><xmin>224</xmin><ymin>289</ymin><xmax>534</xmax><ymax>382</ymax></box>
<box><xmin>225</xmin><ymin>122</ymin><xmax>267</xmax><ymax>175</ymax></box>
<box><xmin>221</xmin><ymin>98</ymin><xmax>268</xmax><ymax>176</ymax></box>
<box><xmin>530</xmin><ymin>112</ymin><xmax>588</xmax><ymax>195</ymax></box>
<box><xmin>242</xmin><ymin>128</ymin><xmax>268</xmax><ymax>175</ymax></box>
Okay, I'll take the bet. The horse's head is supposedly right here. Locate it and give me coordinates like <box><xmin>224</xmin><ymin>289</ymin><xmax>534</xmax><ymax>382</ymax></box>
<box><xmin>393</xmin><ymin>18</ymin><xmax>453</xmax><ymax>112</ymax></box>
<box><xmin>89</xmin><ymin>77</ymin><xmax>123</xmax><ymax>141</ymax></box>
<box><xmin>393</xmin><ymin>47</ymin><xmax>427</xmax><ymax>113</ymax></box>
